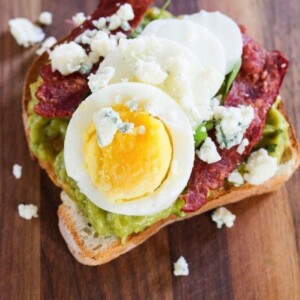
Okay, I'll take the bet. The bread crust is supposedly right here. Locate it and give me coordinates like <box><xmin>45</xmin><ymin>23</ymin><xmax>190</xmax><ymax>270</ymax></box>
<box><xmin>22</xmin><ymin>49</ymin><xmax>300</xmax><ymax>266</ymax></box>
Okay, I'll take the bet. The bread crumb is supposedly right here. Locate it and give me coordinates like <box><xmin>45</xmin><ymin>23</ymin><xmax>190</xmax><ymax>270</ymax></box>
<box><xmin>18</xmin><ymin>204</ymin><xmax>38</xmax><ymax>220</ymax></box>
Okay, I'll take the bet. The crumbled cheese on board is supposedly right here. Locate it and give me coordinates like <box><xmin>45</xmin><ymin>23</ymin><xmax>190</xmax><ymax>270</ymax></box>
<box><xmin>38</xmin><ymin>11</ymin><xmax>52</xmax><ymax>25</ymax></box>
<box><xmin>72</xmin><ymin>12</ymin><xmax>86</xmax><ymax>26</ymax></box>
<box><xmin>173</xmin><ymin>256</ymin><xmax>189</xmax><ymax>276</ymax></box>
<box><xmin>12</xmin><ymin>164</ymin><xmax>22</xmax><ymax>179</ymax></box>
<box><xmin>9</xmin><ymin>18</ymin><xmax>45</xmax><ymax>47</ymax></box>
<box><xmin>244</xmin><ymin>149</ymin><xmax>278</xmax><ymax>185</ymax></box>
<box><xmin>211</xmin><ymin>207</ymin><xmax>236</xmax><ymax>229</ymax></box>
<box><xmin>18</xmin><ymin>204</ymin><xmax>38</xmax><ymax>220</ymax></box>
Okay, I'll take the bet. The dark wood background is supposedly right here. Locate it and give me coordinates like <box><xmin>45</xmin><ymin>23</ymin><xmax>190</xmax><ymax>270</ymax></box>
<box><xmin>1</xmin><ymin>0</ymin><xmax>300</xmax><ymax>299</ymax></box>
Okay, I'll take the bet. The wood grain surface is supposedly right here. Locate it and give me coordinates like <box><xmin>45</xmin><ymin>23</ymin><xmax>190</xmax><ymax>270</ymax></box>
<box><xmin>1</xmin><ymin>0</ymin><xmax>300</xmax><ymax>299</ymax></box>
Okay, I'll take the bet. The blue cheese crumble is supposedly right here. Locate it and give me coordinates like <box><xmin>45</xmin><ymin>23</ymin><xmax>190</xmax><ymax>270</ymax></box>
<box><xmin>173</xmin><ymin>256</ymin><xmax>189</xmax><ymax>276</ymax></box>
<box><xmin>49</xmin><ymin>42</ymin><xmax>87</xmax><ymax>75</ymax></box>
<box><xmin>214</xmin><ymin>105</ymin><xmax>254</xmax><ymax>149</ymax></box>
<box><xmin>93</xmin><ymin>107</ymin><xmax>134</xmax><ymax>148</ymax></box>
<box><xmin>227</xmin><ymin>169</ymin><xmax>244</xmax><ymax>186</ymax></box>
<box><xmin>237</xmin><ymin>138</ymin><xmax>249</xmax><ymax>155</ymax></box>
<box><xmin>134</xmin><ymin>59</ymin><xmax>168</xmax><ymax>85</ymax></box>
<box><xmin>211</xmin><ymin>207</ymin><xmax>236</xmax><ymax>229</ymax></box>
<box><xmin>125</xmin><ymin>99</ymin><xmax>138</xmax><ymax>111</ymax></box>
<box><xmin>93</xmin><ymin>108</ymin><xmax>121</xmax><ymax>148</ymax></box>
<box><xmin>196</xmin><ymin>137</ymin><xmax>221</xmax><ymax>164</ymax></box>
<box><xmin>18</xmin><ymin>204</ymin><xmax>39</xmax><ymax>220</ymax></box>
<box><xmin>88</xmin><ymin>66</ymin><xmax>115</xmax><ymax>93</ymax></box>
<box><xmin>9</xmin><ymin>18</ymin><xmax>45</xmax><ymax>47</ymax></box>
<box><xmin>244</xmin><ymin>149</ymin><xmax>278</xmax><ymax>185</ymax></box>
<box><xmin>36</xmin><ymin>36</ymin><xmax>57</xmax><ymax>56</ymax></box>
<box><xmin>119</xmin><ymin>122</ymin><xmax>134</xmax><ymax>134</ymax></box>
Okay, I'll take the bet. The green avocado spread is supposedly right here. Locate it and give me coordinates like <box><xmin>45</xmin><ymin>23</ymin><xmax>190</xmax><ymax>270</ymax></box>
<box><xmin>256</xmin><ymin>97</ymin><xmax>290</xmax><ymax>163</ymax></box>
<box><xmin>27</xmin><ymin>7</ymin><xmax>290</xmax><ymax>241</ymax></box>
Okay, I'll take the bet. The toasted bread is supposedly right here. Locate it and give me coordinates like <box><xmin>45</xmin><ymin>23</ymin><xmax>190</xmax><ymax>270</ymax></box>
<box><xmin>57</xmin><ymin>145</ymin><xmax>299</xmax><ymax>265</ymax></box>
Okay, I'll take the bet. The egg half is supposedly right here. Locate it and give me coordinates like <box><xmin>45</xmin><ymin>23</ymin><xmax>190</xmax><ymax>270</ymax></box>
<box><xmin>64</xmin><ymin>82</ymin><xmax>195</xmax><ymax>216</ymax></box>
<box><xmin>141</xmin><ymin>18</ymin><xmax>226</xmax><ymax>76</ymax></box>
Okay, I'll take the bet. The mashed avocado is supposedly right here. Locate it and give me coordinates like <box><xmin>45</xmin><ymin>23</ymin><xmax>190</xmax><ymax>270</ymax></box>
<box><xmin>28</xmin><ymin>81</ymin><xmax>69</xmax><ymax>163</ymax></box>
<box><xmin>256</xmin><ymin>97</ymin><xmax>289</xmax><ymax>163</ymax></box>
<box><xmin>54</xmin><ymin>151</ymin><xmax>184</xmax><ymax>241</ymax></box>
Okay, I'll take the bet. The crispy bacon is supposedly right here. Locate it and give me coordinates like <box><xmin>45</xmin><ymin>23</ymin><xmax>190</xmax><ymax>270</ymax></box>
<box><xmin>181</xmin><ymin>31</ymin><xmax>288</xmax><ymax>212</ymax></box>
<box><xmin>34</xmin><ymin>65</ymin><xmax>89</xmax><ymax>117</ymax></box>
<box><xmin>34</xmin><ymin>0</ymin><xmax>154</xmax><ymax>118</ymax></box>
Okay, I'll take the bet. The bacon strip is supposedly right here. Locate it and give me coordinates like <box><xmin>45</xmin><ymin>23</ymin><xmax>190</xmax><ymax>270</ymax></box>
<box><xmin>181</xmin><ymin>30</ymin><xmax>288</xmax><ymax>212</ymax></box>
<box><xmin>34</xmin><ymin>0</ymin><xmax>154</xmax><ymax>118</ymax></box>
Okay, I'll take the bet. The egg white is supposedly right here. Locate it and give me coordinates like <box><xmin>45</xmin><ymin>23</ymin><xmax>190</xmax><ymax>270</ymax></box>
<box><xmin>186</xmin><ymin>10</ymin><xmax>243</xmax><ymax>74</ymax></box>
<box><xmin>99</xmin><ymin>36</ymin><xmax>223</xmax><ymax>128</ymax></box>
<box><xmin>64</xmin><ymin>82</ymin><xmax>195</xmax><ymax>216</ymax></box>
<box><xmin>141</xmin><ymin>18</ymin><xmax>226</xmax><ymax>76</ymax></box>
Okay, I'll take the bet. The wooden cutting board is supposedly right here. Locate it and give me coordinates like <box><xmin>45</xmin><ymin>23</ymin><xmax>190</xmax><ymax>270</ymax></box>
<box><xmin>1</xmin><ymin>0</ymin><xmax>300</xmax><ymax>299</ymax></box>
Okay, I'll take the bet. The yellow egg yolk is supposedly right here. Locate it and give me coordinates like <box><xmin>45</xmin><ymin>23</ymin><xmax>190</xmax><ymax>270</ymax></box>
<box><xmin>82</xmin><ymin>107</ymin><xmax>173</xmax><ymax>202</ymax></box>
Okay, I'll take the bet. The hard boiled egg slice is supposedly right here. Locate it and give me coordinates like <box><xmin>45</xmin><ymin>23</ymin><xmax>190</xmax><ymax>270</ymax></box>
<box><xmin>186</xmin><ymin>11</ymin><xmax>243</xmax><ymax>74</ymax></box>
<box><xmin>99</xmin><ymin>36</ymin><xmax>224</xmax><ymax>129</ymax></box>
<box><xmin>64</xmin><ymin>82</ymin><xmax>194</xmax><ymax>216</ymax></box>
<box><xmin>141</xmin><ymin>19</ymin><xmax>226</xmax><ymax>76</ymax></box>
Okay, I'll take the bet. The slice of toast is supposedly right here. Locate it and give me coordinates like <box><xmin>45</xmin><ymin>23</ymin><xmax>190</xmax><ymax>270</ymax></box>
<box><xmin>22</xmin><ymin>43</ymin><xmax>300</xmax><ymax>267</ymax></box>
